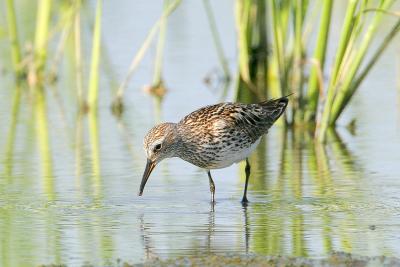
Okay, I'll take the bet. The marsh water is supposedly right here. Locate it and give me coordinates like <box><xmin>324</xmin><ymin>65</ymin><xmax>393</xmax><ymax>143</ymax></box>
<box><xmin>1</xmin><ymin>1</ymin><xmax>400</xmax><ymax>266</ymax></box>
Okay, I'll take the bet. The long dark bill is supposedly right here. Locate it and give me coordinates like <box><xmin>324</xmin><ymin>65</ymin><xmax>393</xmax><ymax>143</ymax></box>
<box><xmin>138</xmin><ymin>159</ymin><xmax>156</xmax><ymax>196</ymax></box>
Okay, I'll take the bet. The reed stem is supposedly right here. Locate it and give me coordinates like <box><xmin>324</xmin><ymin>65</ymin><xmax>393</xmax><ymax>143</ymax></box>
<box><xmin>34</xmin><ymin>0</ymin><xmax>52</xmax><ymax>78</ymax></box>
<box><xmin>351</xmin><ymin>18</ymin><xmax>400</xmax><ymax>92</ymax></box>
<box><xmin>5</xmin><ymin>0</ymin><xmax>22</xmax><ymax>78</ymax></box>
<box><xmin>74</xmin><ymin>1</ymin><xmax>84</xmax><ymax>107</ymax></box>
<box><xmin>114</xmin><ymin>0</ymin><xmax>181</xmax><ymax>105</ymax></box>
<box><xmin>328</xmin><ymin>0</ymin><xmax>395</xmax><ymax>125</ymax></box>
<box><xmin>235</xmin><ymin>0</ymin><xmax>251</xmax><ymax>85</ymax></box>
<box><xmin>316</xmin><ymin>0</ymin><xmax>359</xmax><ymax>142</ymax></box>
<box><xmin>87</xmin><ymin>0</ymin><xmax>102</xmax><ymax>111</ymax></box>
<box><xmin>304</xmin><ymin>0</ymin><xmax>333</xmax><ymax>122</ymax></box>
<box><xmin>152</xmin><ymin>0</ymin><xmax>169</xmax><ymax>87</ymax></box>
<box><xmin>203</xmin><ymin>0</ymin><xmax>231</xmax><ymax>81</ymax></box>
<box><xmin>291</xmin><ymin>0</ymin><xmax>306</xmax><ymax>123</ymax></box>
<box><xmin>234</xmin><ymin>0</ymin><xmax>268</xmax><ymax>102</ymax></box>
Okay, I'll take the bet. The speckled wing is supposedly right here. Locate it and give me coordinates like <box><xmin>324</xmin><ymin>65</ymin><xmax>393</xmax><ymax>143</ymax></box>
<box><xmin>179</xmin><ymin>98</ymin><xmax>287</xmax><ymax>142</ymax></box>
<box><xmin>176</xmin><ymin>97</ymin><xmax>288</xmax><ymax>168</ymax></box>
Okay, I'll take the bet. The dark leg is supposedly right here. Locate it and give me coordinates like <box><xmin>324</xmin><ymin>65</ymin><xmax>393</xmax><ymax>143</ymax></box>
<box><xmin>241</xmin><ymin>158</ymin><xmax>251</xmax><ymax>204</ymax></box>
<box><xmin>207</xmin><ymin>171</ymin><xmax>216</xmax><ymax>203</ymax></box>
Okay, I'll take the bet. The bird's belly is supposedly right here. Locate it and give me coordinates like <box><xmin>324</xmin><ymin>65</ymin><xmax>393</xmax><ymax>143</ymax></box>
<box><xmin>208</xmin><ymin>138</ymin><xmax>261</xmax><ymax>169</ymax></box>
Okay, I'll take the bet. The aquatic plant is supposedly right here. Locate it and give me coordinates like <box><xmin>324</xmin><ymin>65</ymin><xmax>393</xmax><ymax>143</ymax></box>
<box><xmin>2</xmin><ymin>0</ymin><xmax>398</xmax><ymax>144</ymax></box>
<box><xmin>317</xmin><ymin>0</ymin><xmax>400</xmax><ymax>141</ymax></box>
<box><xmin>203</xmin><ymin>0</ymin><xmax>231</xmax><ymax>85</ymax></box>
<box><xmin>5</xmin><ymin>0</ymin><xmax>22</xmax><ymax>78</ymax></box>
<box><xmin>234</xmin><ymin>0</ymin><xmax>400</xmax><ymax>141</ymax></box>
<box><xmin>87</xmin><ymin>0</ymin><xmax>102</xmax><ymax>111</ymax></box>
<box><xmin>33</xmin><ymin>0</ymin><xmax>52</xmax><ymax>82</ymax></box>
<box><xmin>112</xmin><ymin>0</ymin><xmax>181</xmax><ymax>111</ymax></box>
<box><xmin>235</xmin><ymin>0</ymin><xmax>269</xmax><ymax>103</ymax></box>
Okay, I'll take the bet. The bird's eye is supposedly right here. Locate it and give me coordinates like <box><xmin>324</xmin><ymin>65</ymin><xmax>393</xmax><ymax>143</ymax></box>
<box><xmin>154</xmin><ymin>143</ymin><xmax>162</xmax><ymax>152</ymax></box>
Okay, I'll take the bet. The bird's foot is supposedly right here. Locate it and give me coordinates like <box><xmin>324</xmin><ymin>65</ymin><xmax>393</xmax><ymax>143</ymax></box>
<box><xmin>210</xmin><ymin>196</ymin><xmax>215</xmax><ymax>205</ymax></box>
<box><xmin>241</xmin><ymin>197</ymin><xmax>249</xmax><ymax>207</ymax></box>
<box><xmin>210</xmin><ymin>200</ymin><xmax>215</xmax><ymax>211</ymax></box>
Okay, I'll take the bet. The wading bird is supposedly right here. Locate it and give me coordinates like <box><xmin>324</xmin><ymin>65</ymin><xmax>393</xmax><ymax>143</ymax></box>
<box><xmin>139</xmin><ymin>96</ymin><xmax>289</xmax><ymax>204</ymax></box>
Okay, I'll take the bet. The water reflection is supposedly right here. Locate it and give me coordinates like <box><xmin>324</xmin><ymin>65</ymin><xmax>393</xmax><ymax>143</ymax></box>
<box><xmin>233</xmin><ymin>127</ymin><xmax>365</xmax><ymax>258</ymax></box>
<box><xmin>35</xmin><ymin>86</ymin><xmax>55</xmax><ymax>199</ymax></box>
<box><xmin>1</xmin><ymin>0</ymin><xmax>399</xmax><ymax>265</ymax></box>
<box><xmin>3</xmin><ymin>83</ymin><xmax>21</xmax><ymax>177</ymax></box>
<box><xmin>89</xmin><ymin>110</ymin><xmax>102</xmax><ymax>198</ymax></box>
<box><xmin>1</xmin><ymin>101</ymin><xmax>400</xmax><ymax>265</ymax></box>
<box><xmin>134</xmin><ymin>124</ymin><xmax>364</xmax><ymax>259</ymax></box>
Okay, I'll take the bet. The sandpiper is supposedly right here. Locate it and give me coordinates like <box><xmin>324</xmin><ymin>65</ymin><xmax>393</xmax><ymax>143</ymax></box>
<box><xmin>139</xmin><ymin>96</ymin><xmax>289</xmax><ymax>203</ymax></box>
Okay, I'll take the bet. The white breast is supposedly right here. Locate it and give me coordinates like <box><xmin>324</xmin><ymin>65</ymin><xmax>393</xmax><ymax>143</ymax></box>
<box><xmin>210</xmin><ymin>138</ymin><xmax>261</xmax><ymax>169</ymax></box>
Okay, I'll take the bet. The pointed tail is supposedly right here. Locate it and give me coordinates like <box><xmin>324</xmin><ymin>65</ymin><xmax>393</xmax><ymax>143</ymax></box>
<box><xmin>259</xmin><ymin>95</ymin><xmax>290</xmax><ymax>121</ymax></box>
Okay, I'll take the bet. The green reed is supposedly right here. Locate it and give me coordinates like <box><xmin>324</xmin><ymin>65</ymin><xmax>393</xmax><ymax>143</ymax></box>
<box><xmin>317</xmin><ymin>0</ymin><xmax>398</xmax><ymax>141</ymax></box>
<box><xmin>87</xmin><ymin>0</ymin><xmax>102</xmax><ymax>111</ymax></box>
<box><xmin>5</xmin><ymin>0</ymin><xmax>22</xmax><ymax>78</ymax></box>
<box><xmin>3</xmin><ymin>0</ymin><xmax>398</xmax><ymax>144</ymax></box>
<box><xmin>232</xmin><ymin>125</ymin><xmax>366</xmax><ymax>257</ymax></box>
<box><xmin>234</xmin><ymin>0</ymin><xmax>268</xmax><ymax>103</ymax></box>
<box><xmin>235</xmin><ymin>0</ymin><xmax>400</xmax><ymax>141</ymax></box>
<box><xmin>143</xmin><ymin>0</ymin><xmax>173</xmax><ymax>120</ymax></box>
<box><xmin>74</xmin><ymin>0</ymin><xmax>84</xmax><ymax>108</ymax></box>
<box><xmin>113</xmin><ymin>0</ymin><xmax>181</xmax><ymax>110</ymax></box>
<box><xmin>304</xmin><ymin>0</ymin><xmax>333</xmax><ymax>122</ymax></box>
<box><xmin>34</xmin><ymin>0</ymin><xmax>52</xmax><ymax>80</ymax></box>
<box><xmin>151</xmin><ymin>0</ymin><xmax>169</xmax><ymax>89</ymax></box>
<box><xmin>203</xmin><ymin>0</ymin><xmax>231</xmax><ymax>83</ymax></box>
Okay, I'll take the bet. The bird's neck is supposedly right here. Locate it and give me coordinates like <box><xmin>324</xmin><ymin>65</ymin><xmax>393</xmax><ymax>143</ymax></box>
<box><xmin>172</xmin><ymin>124</ymin><xmax>194</xmax><ymax>160</ymax></box>
<box><xmin>165</xmin><ymin>123</ymin><xmax>183</xmax><ymax>158</ymax></box>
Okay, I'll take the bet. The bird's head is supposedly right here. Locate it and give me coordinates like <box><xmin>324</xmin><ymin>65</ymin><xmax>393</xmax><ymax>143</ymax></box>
<box><xmin>139</xmin><ymin>122</ymin><xmax>178</xmax><ymax>196</ymax></box>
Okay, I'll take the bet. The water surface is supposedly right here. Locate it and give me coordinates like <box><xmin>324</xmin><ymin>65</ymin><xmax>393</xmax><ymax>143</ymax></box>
<box><xmin>0</xmin><ymin>1</ymin><xmax>400</xmax><ymax>266</ymax></box>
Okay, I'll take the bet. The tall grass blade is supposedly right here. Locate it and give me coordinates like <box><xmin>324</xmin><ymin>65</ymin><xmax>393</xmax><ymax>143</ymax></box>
<box><xmin>74</xmin><ymin>1</ymin><xmax>84</xmax><ymax>108</ymax></box>
<box><xmin>304</xmin><ymin>0</ymin><xmax>333</xmax><ymax>122</ymax></box>
<box><xmin>34</xmin><ymin>0</ymin><xmax>52</xmax><ymax>80</ymax></box>
<box><xmin>291</xmin><ymin>0</ymin><xmax>306</xmax><ymax>122</ymax></box>
<box><xmin>316</xmin><ymin>0</ymin><xmax>359</xmax><ymax>142</ymax></box>
<box><xmin>5</xmin><ymin>0</ymin><xmax>22</xmax><ymax>78</ymax></box>
<box><xmin>235</xmin><ymin>0</ymin><xmax>251</xmax><ymax>85</ymax></box>
<box><xmin>113</xmin><ymin>0</ymin><xmax>181</xmax><ymax>107</ymax></box>
<box><xmin>352</xmin><ymin>18</ymin><xmax>400</xmax><ymax>90</ymax></box>
<box><xmin>152</xmin><ymin>0</ymin><xmax>169</xmax><ymax>88</ymax></box>
<box><xmin>235</xmin><ymin>0</ymin><xmax>268</xmax><ymax>102</ymax></box>
<box><xmin>269</xmin><ymin>0</ymin><xmax>291</xmax><ymax>97</ymax></box>
<box><xmin>203</xmin><ymin>0</ymin><xmax>231</xmax><ymax>83</ymax></box>
<box><xmin>87</xmin><ymin>0</ymin><xmax>102</xmax><ymax>111</ymax></box>
<box><xmin>328</xmin><ymin>0</ymin><xmax>396</xmax><ymax>126</ymax></box>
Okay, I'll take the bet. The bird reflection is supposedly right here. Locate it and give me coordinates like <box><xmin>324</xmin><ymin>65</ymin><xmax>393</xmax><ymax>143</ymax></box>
<box><xmin>137</xmin><ymin>200</ymin><xmax>253</xmax><ymax>259</ymax></box>
<box><xmin>139</xmin><ymin>214</ymin><xmax>158</xmax><ymax>261</ymax></box>
<box><xmin>242</xmin><ymin>204</ymin><xmax>251</xmax><ymax>254</ymax></box>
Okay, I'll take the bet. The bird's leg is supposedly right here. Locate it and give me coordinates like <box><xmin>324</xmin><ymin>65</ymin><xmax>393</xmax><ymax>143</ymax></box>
<box><xmin>207</xmin><ymin>171</ymin><xmax>216</xmax><ymax>203</ymax></box>
<box><xmin>241</xmin><ymin>158</ymin><xmax>251</xmax><ymax>204</ymax></box>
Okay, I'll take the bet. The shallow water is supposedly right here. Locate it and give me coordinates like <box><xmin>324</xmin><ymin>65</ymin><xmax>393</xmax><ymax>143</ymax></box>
<box><xmin>0</xmin><ymin>1</ymin><xmax>400</xmax><ymax>266</ymax></box>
